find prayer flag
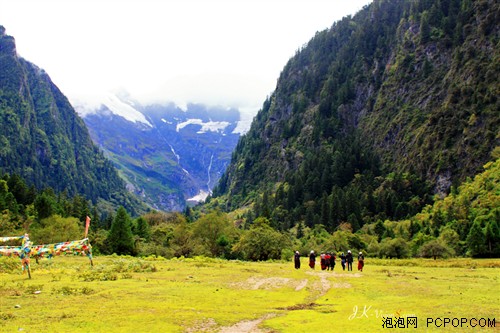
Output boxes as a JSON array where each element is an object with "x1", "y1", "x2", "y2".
[{"x1": 85, "y1": 216, "x2": 91, "y2": 238}]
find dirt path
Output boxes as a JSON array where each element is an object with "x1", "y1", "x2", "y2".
[
  {"x1": 212, "y1": 271, "x2": 361, "y2": 333},
  {"x1": 217, "y1": 314, "x2": 276, "y2": 333}
]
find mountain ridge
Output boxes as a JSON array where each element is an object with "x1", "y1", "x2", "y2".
[
  {"x1": 0, "y1": 26, "x2": 146, "y2": 215},
  {"x1": 211, "y1": 0, "x2": 499, "y2": 231}
]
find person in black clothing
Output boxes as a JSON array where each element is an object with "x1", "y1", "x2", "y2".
[
  {"x1": 340, "y1": 252, "x2": 346, "y2": 271},
  {"x1": 309, "y1": 250, "x2": 316, "y2": 269},
  {"x1": 346, "y1": 250, "x2": 353, "y2": 271},
  {"x1": 329, "y1": 252, "x2": 336, "y2": 271},
  {"x1": 294, "y1": 251, "x2": 301, "y2": 269}
]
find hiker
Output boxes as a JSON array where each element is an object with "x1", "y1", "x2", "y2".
[
  {"x1": 346, "y1": 250, "x2": 353, "y2": 271},
  {"x1": 329, "y1": 252, "x2": 336, "y2": 271},
  {"x1": 294, "y1": 251, "x2": 301, "y2": 269},
  {"x1": 320, "y1": 253, "x2": 327, "y2": 270},
  {"x1": 325, "y1": 252, "x2": 331, "y2": 270},
  {"x1": 340, "y1": 252, "x2": 346, "y2": 271},
  {"x1": 358, "y1": 252, "x2": 365, "y2": 272},
  {"x1": 309, "y1": 250, "x2": 316, "y2": 269}
]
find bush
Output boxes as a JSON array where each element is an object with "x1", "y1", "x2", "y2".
[
  {"x1": 378, "y1": 237, "x2": 410, "y2": 258},
  {"x1": 418, "y1": 239, "x2": 455, "y2": 259}
]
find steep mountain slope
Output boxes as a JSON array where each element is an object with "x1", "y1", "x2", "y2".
[
  {"x1": 212, "y1": 0, "x2": 499, "y2": 231},
  {"x1": 78, "y1": 98, "x2": 240, "y2": 211},
  {"x1": 0, "y1": 26, "x2": 146, "y2": 215}
]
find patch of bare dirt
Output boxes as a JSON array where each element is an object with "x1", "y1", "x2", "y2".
[
  {"x1": 218, "y1": 271, "x2": 360, "y2": 332},
  {"x1": 332, "y1": 282, "x2": 352, "y2": 288},
  {"x1": 295, "y1": 279, "x2": 308, "y2": 291},
  {"x1": 185, "y1": 318, "x2": 217, "y2": 332},
  {"x1": 305, "y1": 271, "x2": 331, "y2": 296},
  {"x1": 231, "y1": 277, "x2": 309, "y2": 291},
  {"x1": 249, "y1": 277, "x2": 290, "y2": 290},
  {"x1": 217, "y1": 314, "x2": 276, "y2": 333}
]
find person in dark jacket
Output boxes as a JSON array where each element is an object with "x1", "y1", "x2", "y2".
[
  {"x1": 294, "y1": 251, "x2": 301, "y2": 269},
  {"x1": 309, "y1": 250, "x2": 316, "y2": 269},
  {"x1": 340, "y1": 252, "x2": 346, "y2": 271},
  {"x1": 346, "y1": 250, "x2": 353, "y2": 271},
  {"x1": 329, "y1": 252, "x2": 336, "y2": 271}
]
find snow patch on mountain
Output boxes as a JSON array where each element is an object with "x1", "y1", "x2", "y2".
[
  {"x1": 233, "y1": 106, "x2": 255, "y2": 134},
  {"x1": 176, "y1": 119, "x2": 230, "y2": 133},
  {"x1": 187, "y1": 190, "x2": 210, "y2": 204},
  {"x1": 103, "y1": 94, "x2": 152, "y2": 127},
  {"x1": 75, "y1": 94, "x2": 152, "y2": 127}
]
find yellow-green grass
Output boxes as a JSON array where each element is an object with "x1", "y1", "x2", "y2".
[{"x1": 0, "y1": 256, "x2": 498, "y2": 332}]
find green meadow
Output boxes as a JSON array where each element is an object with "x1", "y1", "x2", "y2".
[{"x1": 0, "y1": 256, "x2": 498, "y2": 333}]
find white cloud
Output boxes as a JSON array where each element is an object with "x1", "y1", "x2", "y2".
[{"x1": 0, "y1": 0, "x2": 372, "y2": 116}]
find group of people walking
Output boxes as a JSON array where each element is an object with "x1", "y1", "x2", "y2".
[{"x1": 294, "y1": 250, "x2": 364, "y2": 272}]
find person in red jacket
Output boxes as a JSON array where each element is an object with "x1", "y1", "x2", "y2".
[
  {"x1": 320, "y1": 253, "x2": 327, "y2": 270},
  {"x1": 358, "y1": 251, "x2": 365, "y2": 272},
  {"x1": 325, "y1": 252, "x2": 331, "y2": 270}
]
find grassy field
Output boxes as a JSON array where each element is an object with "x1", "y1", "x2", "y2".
[{"x1": 0, "y1": 255, "x2": 498, "y2": 332}]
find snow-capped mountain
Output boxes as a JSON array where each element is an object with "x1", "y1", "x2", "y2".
[{"x1": 75, "y1": 95, "x2": 242, "y2": 211}]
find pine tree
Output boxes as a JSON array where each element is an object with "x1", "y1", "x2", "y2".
[
  {"x1": 107, "y1": 206, "x2": 135, "y2": 255},
  {"x1": 484, "y1": 218, "x2": 499, "y2": 256},
  {"x1": 134, "y1": 216, "x2": 151, "y2": 242},
  {"x1": 466, "y1": 221, "x2": 486, "y2": 257}
]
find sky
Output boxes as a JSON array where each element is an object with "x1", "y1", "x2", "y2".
[{"x1": 0, "y1": 0, "x2": 372, "y2": 117}]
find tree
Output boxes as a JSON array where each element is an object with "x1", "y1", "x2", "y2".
[
  {"x1": 419, "y1": 11, "x2": 431, "y2": 44},
  {"x1": 232, "y1": 217, "x2": 290, "y2": 261},
  {"x1": 133, "y1": 216, "x2": 151, "y2": 241},
  {"x1": 107, "y1": 206, "x2": 135, "y2": 255},
  {"x1": 484, "y1": 218, "x2": 500, "y2": 257},
  {"x1": 191, "y1": 210, "x2": 235, "y2": 257},
  {"x1": 466, "y1": 220, "x2": 486, "y2": 257},
  {"x1": 171, "y1": 216, "x2": 194, "y2": 257},
  {"x1": 30, "y1": 215, "x2": 82, "y2": 244},
  {"x1": 378, "y1": 237, "x2": 410, "y2": 258},
  {"x1": 418, "y1": 239, "x2": 454, "y2": 259},
  {"x1": 374, "y1": 220, "x2": 386, "y2": 241},
  {"x1": 34, "y1": 190, "x2": 57, "y2": 219}
]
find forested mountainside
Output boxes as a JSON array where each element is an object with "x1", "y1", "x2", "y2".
[
  {"x1": 0, "y1": 26, "x2": 145, "y2": 215},
  {"x1": 212, "y1": 0, "x2": 499, "y2": 232},
  {"x1": 80, "y1": 100, "x2": 240, "y2": 211}
]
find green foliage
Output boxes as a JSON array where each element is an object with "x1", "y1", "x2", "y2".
[
  {"x1": 233, "y1": 217, "x2": 291, "y2": 261},
  {"x1": 378, "y1": 237, "x2": 410, "y2": 259},
  {"x1": 34, "y1": 190, "x2": 57, "y2": 219},
  {"x1": 191, "y1": 210, "x2": 237, "y2": 258},
  {"x1": 418, "y1": 239, "x2": 455, "y2": 259},
  {"x1": 29, "y1": 215, "x2": 83, "y2": 244},
  {"x1": 133, "y1": 216, "x2": 151, "y2": 241},
  {"x1": 466, "y1": 220, "x2": 487, "y2": 257},
  {"x1": 107, "y1": 206, "x2": 135, "y2": 255}
]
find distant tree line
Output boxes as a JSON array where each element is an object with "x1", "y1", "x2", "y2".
[{"x1": 2, "y1": 158, "x2": 497, "y2": 260}]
